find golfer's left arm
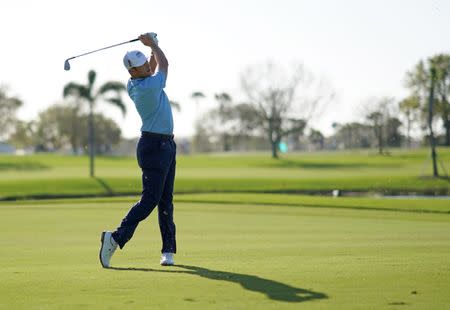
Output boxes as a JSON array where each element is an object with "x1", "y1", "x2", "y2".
[{"x1": 138, "y1": 33, "x2": 168, "y2": 76}]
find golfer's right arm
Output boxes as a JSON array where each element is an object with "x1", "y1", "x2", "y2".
[
  {"x1": 151, "y1": 45, "x2": 168, "y2": 75},
  {"x1": 139, "y1": 33, "x2": 168, "y2": 75}
]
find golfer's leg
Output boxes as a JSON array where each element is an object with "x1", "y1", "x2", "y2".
[
  {"x1": 112, "y1": 168, "x2": 165, "y2": 249},
  {"x1": 158, "y1": 156, "x2": 177, "y2": 254}
]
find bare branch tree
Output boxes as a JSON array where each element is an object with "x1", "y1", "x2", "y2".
[{"x1": 240, "y1": 61, "x2": 334, "y2": 158}]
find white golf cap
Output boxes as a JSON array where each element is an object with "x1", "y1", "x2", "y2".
[{"x1": 123, "y1": 50, "x2": 147, "y2": 70}]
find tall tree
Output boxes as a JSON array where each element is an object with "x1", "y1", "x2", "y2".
[
  {"x1": 385, "y1": 117, "x2": 403, "y2": 147},
  {"x1": 427, "y1": 67, "x2": 439, "y2": 177},
  {"x1": 78, "y1": 114, "x2": 122, "y2": 155},
  {"x1": 63, "y1": 70, "x2": 126, "y2": 177},
  {"x1": 433, "y1": 55, "x2": 450, "y2": 146},
  {"x1": 0, "y1": 86, "x2": 23, "y2": 141},
  {"x1": 398, "y1": 96, "x2": 420, "y2": 147},
  {"x1": 308, "y1": 129, "x2": 325, "y2": 150},
  {"x1": 34, "y1": 107, "x2": 68, "y2": 152},
  {"x1": 405, "y1": 55, "x2": 450, "y2": 176},
  {"x1": 406, "y1": 54, "x2": 450, "y2": 146},
  {"x1": 193, "y1": 93, "x2": 260, "y2": 152},
  {"x1": 32, "y1": 104, "x2": 122, "y2": 154},
  {"x1": 364, "y1": 97, "x2": 396, "y2": 154},
  {"x1": 366, "y1": 111, "x2": 384, "y2": 154},
  {"x1": 33, "y1": 103, "x2": 82, "y2": 153},
  {"x1": 34, "y1": 102, "x2": 82, "y2": 154},
  {"x1": 9, "y1": 120, "x2": 34, "y2": 149},
  {"x1": 333, "y1": 122, "x2": 372, "y2": 149},
  {"x1": 214, "y1": 92, "x2": 234, "y2": 151},
  {"x1": 241, "y1": 62, "x2": 333, "y2": 158}
]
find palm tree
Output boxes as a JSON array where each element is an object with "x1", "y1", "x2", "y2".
[
  {"x1": 367, "y1": 111, "x2": 384, "y2": 155},
  {"x1": 63, "y1": 70, "x2": 126, "y2": 177},
  {"x1": 191, "y1": 91, "x2": 206, "y2": 111}
]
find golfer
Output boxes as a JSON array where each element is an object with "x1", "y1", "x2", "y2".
[{"x1": 99, "y1": 32, "x2": 176, "y2": 267}]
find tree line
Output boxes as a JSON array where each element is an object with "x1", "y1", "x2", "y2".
[
  {"x1": 1, "y1": 70, "x2": 126, "y2": 177},
  {"x1": 1, "y1": 54, "x2": 449, "y2": 165},
  {"x1": 191, "y1": 54, "x2": 450, "y2": 159}
]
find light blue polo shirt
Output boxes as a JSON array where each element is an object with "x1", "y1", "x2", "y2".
[{"x1": 127, "y1": 71, "x2": 173, "y2": 135}]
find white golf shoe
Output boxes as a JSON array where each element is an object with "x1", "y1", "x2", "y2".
[
  {"x1": 160, "y1": 253, "x2": 174, "y2": 266},
  {"x1": 99, "y1": 231, "x2": 118, "y2": 268}
]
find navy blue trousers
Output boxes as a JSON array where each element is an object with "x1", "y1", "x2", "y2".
[{"x1": 112, "y1": 134, "x2": 177, "y2": 253}]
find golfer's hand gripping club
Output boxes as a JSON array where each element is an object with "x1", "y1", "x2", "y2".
[{"x1": 139, "y1": 32, "x2": 158, "y2": 48}]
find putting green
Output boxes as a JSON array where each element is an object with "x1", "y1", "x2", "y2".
[{"x1": 1, "y1": 195, "x2": 449, "y2": 309}]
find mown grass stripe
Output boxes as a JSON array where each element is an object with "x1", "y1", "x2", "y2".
[{"x1": 2, "y1": 193, "x2": 449, "y2": 214}]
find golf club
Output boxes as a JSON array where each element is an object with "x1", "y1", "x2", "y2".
[{"x1": 64, "y1": 37, "x2": 144, "y2": 71}]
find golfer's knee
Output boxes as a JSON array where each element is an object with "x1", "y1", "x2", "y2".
[{"x1": 140, "y1": 191, "x2": 161, "y2": 208}]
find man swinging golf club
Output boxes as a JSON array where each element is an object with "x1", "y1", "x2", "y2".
[{"x1": 99, "y1": 32, "x2": 177, "y2": 268}]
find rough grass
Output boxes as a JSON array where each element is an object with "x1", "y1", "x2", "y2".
[{"x1": 1, "y1": 196, "x2": 449, "y2": 309}]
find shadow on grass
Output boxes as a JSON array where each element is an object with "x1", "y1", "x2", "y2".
[
  {"x1": 94, "y1": 177, "x2": 114, "y2": 195},
  {"x1": 263, "y1": 159, "x2": 399, "y2": 169},
  {"x1": 109, "y1": 264, "x2": 327, "y2": 303},
  {"x1": 175, "y1": 198, "x2": 450, "y2": 214},
  {"x1": 437, "y1": 176, "x2": 450, "y2": 183}
]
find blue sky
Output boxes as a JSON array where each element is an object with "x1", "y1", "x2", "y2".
[{"x1": 1, "y1": 0, "x2": 449, "y2": 138}]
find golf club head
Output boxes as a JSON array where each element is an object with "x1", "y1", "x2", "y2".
[
  {"x1": 64, "y1": 36, "x2": 140, "y2": 71},
  {"x1": 64, "y1": 59, "x2": 71, "y2": 71}
]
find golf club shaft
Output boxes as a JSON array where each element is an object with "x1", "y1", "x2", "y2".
[{"x1": 68, "y1": 38, "x2": 139, "y2": 60}]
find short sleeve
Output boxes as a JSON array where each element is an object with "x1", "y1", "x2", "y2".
[
  {"x1": 154, "y1": 71, "x2": 167, "y2": 89},
  {"x1": 138, "y1": 71, "x2": 167, "y2": 90}
]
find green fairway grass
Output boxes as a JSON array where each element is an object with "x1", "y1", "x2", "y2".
[
  {"x1": 1, "y1": 195, "x2": 449, "y2": 309},
  {"x1": 0, "y1": 148, "x2": 449, "y2": 200},
  {"x1": 174, "y1": 192, "x2": 450, "y2": 214},
  {"x1": 2, "y1": 192, "x2": 449, "y2": 213}
]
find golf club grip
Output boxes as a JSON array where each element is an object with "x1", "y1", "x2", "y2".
[{"x1": 130, "y1": 33, "x2": 157, "y2": 42}]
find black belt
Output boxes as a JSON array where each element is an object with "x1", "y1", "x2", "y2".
[{"x1": 141, "y1": 131, "x2": 174, "y2": 140}]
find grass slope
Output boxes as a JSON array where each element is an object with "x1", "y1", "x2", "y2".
[{"x1": 1, "y1": 196, "x2": 450, "y2": 309}]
